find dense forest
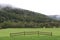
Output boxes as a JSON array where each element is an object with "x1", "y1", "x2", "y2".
[{"x1": 0, "y1": 6, "x2": 60, "y2": 28}]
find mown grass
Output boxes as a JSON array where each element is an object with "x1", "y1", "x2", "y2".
[
  {"x1": 0, "y1": 36, "x2": 60, "y2": 40},
  {"x1": 0, "y1": 28, "x2": 60, "y2": 40},
  {"x1": 13, "y1": 36, "x2": 60, "y2": 40}
]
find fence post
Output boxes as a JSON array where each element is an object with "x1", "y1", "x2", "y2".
[
  {"x1": 10, "y1": 33, "x2": 11, "y2": 40},
  {"x1": 37, "y1": 31, "x2": 39, "y2": 36},
  {"x1": 24, "y1": 31, "x2": 25, "y2": 36},
  {"x1": 51, "y1": 32, "x2": 52, "y2": 36},
  {"x1": 10, "y1": 33, "x2": 14, "y2": 40}
]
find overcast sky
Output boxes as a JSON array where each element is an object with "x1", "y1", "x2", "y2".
[{"x1": 0, "y1": 0, "x2": 60, "y2": 15}]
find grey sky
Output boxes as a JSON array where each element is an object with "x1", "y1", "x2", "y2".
[{"x1": 0, "y1": 0, "x2": 60, "y2": 15}]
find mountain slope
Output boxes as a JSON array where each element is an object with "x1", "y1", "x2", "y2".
[
  {"x1": 48, "y1": 15, "x2": 60, "y2": 20},
  {"x1": 0, "y1": 6, "x2": 55, "y2": 23},
  {"x1": 0, "y1": 6, "x2": 60, "y2": 28}
]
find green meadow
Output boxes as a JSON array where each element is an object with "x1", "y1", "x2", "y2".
[{"x1": 0, "y1": 28, "x2": 60, "y2": 40}]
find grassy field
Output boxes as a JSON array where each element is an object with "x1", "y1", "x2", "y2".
[{"x1": 0, "y1": 28, "x2": 60, "y2": 40}]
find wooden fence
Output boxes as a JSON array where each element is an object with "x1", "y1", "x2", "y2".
[{"x1": 10, "y1": 31, "x2": 52, "y2": 36}]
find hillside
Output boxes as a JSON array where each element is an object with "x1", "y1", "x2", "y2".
[
  {"x1": 0, "y1": 6, "x2": 60, "y2": 28},
  {"x1": 0, "y1": 6, "x2": 55, "y2": 22},
  {"x1": 48, "y1": 15, "x2": 60, "y2": 20}
]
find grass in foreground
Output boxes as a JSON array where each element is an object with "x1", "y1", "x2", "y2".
[
  {"x1": 0, "y1": 36, "x2": 60, "y2": 40},
  {"x1": 0, "y1": 28, "x2": 60, "y2": 40}
]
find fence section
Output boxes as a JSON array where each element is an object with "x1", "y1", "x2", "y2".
[{"x1": 10, "y1": 31, "x2": 52, "y2": 36}]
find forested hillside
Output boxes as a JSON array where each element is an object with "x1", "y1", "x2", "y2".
[{"x1": 0, "y1": 6, "x2": 60, "y2": 28}]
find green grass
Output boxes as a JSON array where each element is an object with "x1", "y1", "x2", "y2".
[
  {"x1": 12, "y1": 36, "x2": 60, "y2": 40},
  {"x1": 0, "y1": 28, "x2": 60, "y2": 40}
]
